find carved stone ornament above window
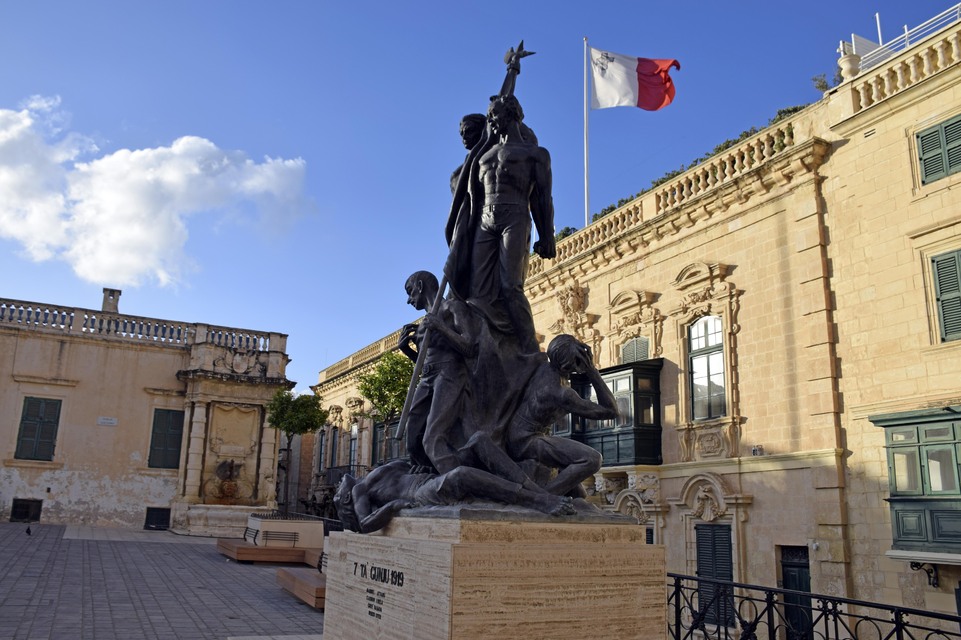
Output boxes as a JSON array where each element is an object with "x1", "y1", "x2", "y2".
[
  {"x1": 672, "y1": 472, "x2": 752, "y2": 523},
  {"x1": 608, "y1": 289, "x2": 663, "y2": 363},
  {"x1": 593, "y1": 474, "x2": 628, "y2": 505},
  {"x1": 612, "y1": 473, "x2": 665, "y2": 525},
  {"x1": 547, "y1": 281, "x2": 602, "y2": 364}
]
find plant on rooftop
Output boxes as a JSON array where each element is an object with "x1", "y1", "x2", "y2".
[{"x1": 590, "y1": 103, "x2": 811, "y2": 223}]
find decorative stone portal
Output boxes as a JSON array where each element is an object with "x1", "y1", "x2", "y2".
[
  {"x1": 323, "y1": 513, "x2": 666, "y2": 640},
  {"x1": 168, "y1": 325, "x2": 294, "y2": 537}
]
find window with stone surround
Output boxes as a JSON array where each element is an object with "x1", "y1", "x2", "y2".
[
  {"x1": 689, "y1": 316, "x2": 726, "y2": 420},
  {"x1": 317, "y1": 428, "x2": 326, "y2": 472},
  {"x1": 672, "y1": 263, "x2": 743, "y2": 461},
  {"x1": 917, "y1": 114, "x2": 961, "y2": 186},
  {"x1": 15, "y1": 397, "x2": 61, "y2": 461},
  {"x1": 871, "y1": 408, "x2": 961, "y2": 554},
  {"x1": 607, "y1": 289, "x2": 663, "y2": 366},
  {"x1": 148, "y1": 409, "x2": 184, "y2": 469},
  {"x1": 932, "y1": 249, "x2": 961, "y2": 342},
  {"x1": 329, "y1": 427, "x2": 339, "y2": 467},
  {"x1": 349, "y1": 423, "x2": 358, "y2": 467}
]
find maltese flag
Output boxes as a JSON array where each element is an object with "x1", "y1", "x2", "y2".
[{"x1": 589, "y1": 47, "x2": 680, "y2": 110}]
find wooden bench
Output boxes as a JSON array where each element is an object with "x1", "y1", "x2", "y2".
[
  {"x1": 216, "y1": 538, "x2": 307, "y2": 564},
  {"x1": 303, "y1": 548, "x2": 326, "y2": 571},
  {"x1": 276, "y1": 566, "x2": 326, "y2": 609},
  {"x1": 260, "y1": 530, "x2": 298, "y2": 546}
]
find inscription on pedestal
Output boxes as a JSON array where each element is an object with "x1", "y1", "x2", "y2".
[
  {"x1": 323, "y1": 520, "x2": 666, "y2": 640},
  {"x1": 354, "y1": 561, "x2": 405, "y2": 620}
]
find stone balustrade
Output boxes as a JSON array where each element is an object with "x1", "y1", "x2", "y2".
[
  {"x1": 528, "y1": 108, "x2": 810, "y2": 279},
  {"x1": 318, "y1": 328, "x2": 404, "y2": 383},
  {"x1": 651, "y1": 119, "x2": 799, "y2": 214},
  {"x1": 0, "y1": 298, "x2": 192, "y2": 345},
  {"x1": 195, "y1": 324, "x2": 278, "y2": 352},
  {"x1": 850, "y1": 21, "x2": 961, "y2": 113},
  {"x1": 0, "y1": 297, "x2": 285, "y2": 354}
]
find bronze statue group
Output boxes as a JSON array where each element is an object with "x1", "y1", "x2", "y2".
[{"x1": 335, "y1": 45, "x2": 619, "y2": 534}]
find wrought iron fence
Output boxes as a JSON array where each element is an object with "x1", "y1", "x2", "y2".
[
  {"x1": 319, "y1": 464, "x2": 369, "y2": 488},
  {"x1": 249, "y1": 510, "x2": 324, "y2": 521},
  {"x1": 668, "y1": 573, "x2": 961, "y2": 640}
]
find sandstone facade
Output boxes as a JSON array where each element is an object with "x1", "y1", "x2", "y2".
[
  {"x1": 0, "y1": 288, "x2": 292, "y2": 534},
  {"x1": 313, "y1": 20, "x2": 961, "y2": 614}
]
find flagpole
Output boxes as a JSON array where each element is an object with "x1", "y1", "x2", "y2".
[{"x1": 583, "y1": 37, "x2": 590, "y2": 228}]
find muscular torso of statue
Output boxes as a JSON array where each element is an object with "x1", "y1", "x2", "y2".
[{"x1": 478, "y1": 142, "x2": 538, "y2": 205}]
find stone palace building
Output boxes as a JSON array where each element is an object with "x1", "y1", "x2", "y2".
[
  {"x1": 0, "y1": 288, "x2": 292, "y2": 537},
  {"x1": 311, "y1": 10, "x2": 961, "y2": 616}
]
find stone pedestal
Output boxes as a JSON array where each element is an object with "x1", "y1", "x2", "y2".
[{"x1": 323, "y1": 509, "x2": 666, "y2": 640}]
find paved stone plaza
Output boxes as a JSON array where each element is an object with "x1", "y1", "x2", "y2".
[{"x1": 0, "y1": 522, "x2": 324, "y2": 640}]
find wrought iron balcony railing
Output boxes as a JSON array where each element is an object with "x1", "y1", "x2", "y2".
[
  {"x1": 668, "y1": 573, "x2": 961, "y2": 640},
  {"x1": 317, "y1": 464, "x2": 369, "y2": 488}
]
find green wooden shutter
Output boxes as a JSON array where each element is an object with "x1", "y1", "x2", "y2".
[
  {"x1": 944, "y1": 116, "x2": 961, "y2": 177},
  {"x1": 16, "y1": 397, "x2": 61, "y2": 461},
  {"x1": 695, "y1": 524, "x2": 734, "y2": 626},
  {"x1": 148, "y1": 409, "x2": 185, "y2": 468},
  {"x1": 933, "y1": 251, "x2": 961, "y2": 342},
  {"x1": 621, "y1": 337, "x2": 650, "y2": 364},
  {"x1": 918, "y1": 124, "x2": 946, "y2": 185},
  {"x1": 35, "y1": 399, "x2": 60, "y2": 460},
  {"x1": 918, "y1": 115, "x2": 961, "y2": 185}
]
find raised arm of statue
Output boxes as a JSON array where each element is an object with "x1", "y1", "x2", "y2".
[{"x1": 499, "y1": 41, "x2": 535, "y2": 98}]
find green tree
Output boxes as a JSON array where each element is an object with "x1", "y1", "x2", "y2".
[
  {"x1": 357, "y1": 350, "x2": 414, "y2": 427},
  {"x1": 266, "y1": 389, "x2": 328, "y2": 514}
]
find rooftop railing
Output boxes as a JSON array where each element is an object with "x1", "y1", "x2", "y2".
[
  {"x1": 0, "y1": 297, "x2": 282, "y2": 352},
  {"x1": 201, "y1": 324, "x2": 273, "y2": 351},
  {"x1": 859, "y1": 3, "x2": 961, "y2": 71},
  {"x1": 850, "y1": 19, "x2": 961, "y2": 114},
  {"x1": 318, "y1": 329, "x2": 405, "y2": 383},
  {"x1": 0, "y1": 298, "x2": 192, "y2": 345}
]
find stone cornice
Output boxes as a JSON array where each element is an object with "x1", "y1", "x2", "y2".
[
  {"x1": 144, "y1": 387, "x2": 186, "y2": 397},
  {"x1": 12, "y1": 374, "x2": 80, "y2": 387},
  {"x1": 312, "y1": 359, "x2": 380, "y2": 397},
  {"x1": 176, "y1": 369, "x2": 294, "y2": 389}
]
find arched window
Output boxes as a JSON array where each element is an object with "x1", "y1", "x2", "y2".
[{"x1": 690, "y1": 315, "x2": 726, "y2": 420}]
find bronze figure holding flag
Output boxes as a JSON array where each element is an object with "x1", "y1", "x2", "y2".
[
  {"x1": 340, "y1": 43, "x2": 620, "y2": 535},
  {"x1": 444, "y1": 40, "x2": 555, "y2": 354}
]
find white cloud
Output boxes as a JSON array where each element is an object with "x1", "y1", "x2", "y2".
[{"x1": 0, "y1": 96, "x2": 309, "y2": 287}]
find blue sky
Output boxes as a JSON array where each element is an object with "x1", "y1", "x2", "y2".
[{"x1": 0, "y1": 1, "x2": 949, "y2": 392}]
